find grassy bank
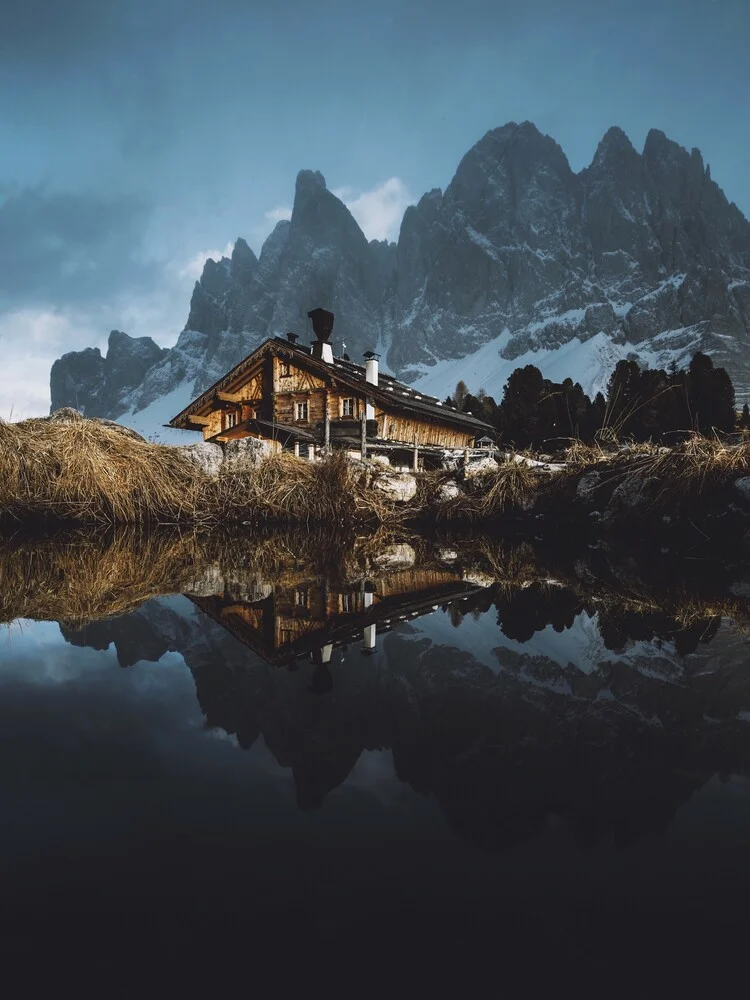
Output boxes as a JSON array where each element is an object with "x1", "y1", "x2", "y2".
[
  {"x1": 1, "y1": 414, "x2": 749, "y2": 541},
  {"x1": 0, "y1": 414, "x2": 400, "y2": 528}
]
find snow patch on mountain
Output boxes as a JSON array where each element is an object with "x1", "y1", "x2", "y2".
[
  {"x1": 410, "y1": 330, "x2": 638, "y2": 400},
  {"x1": 118, "y1": 382, "x2": 195, "y2": 444}
]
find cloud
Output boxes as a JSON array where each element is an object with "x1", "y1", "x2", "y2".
[
  {"x1": 264, "y1": 205, "x2": 292, "y2": 225},
  {"x1": 0, "y1": 187, "x2": 154, "y2": 310},
  {"x1": 0, "y1": 309, "x2": 106, "y2": 419},
  {"x1": 0, "y1": 276, "x2": 191, "y2": 419},
  {"x1": 177, "y1": 241, "x2": 235, "y2": 280},
  {"x1": 333, "y1": 177, "x2": 414, "y2": 242}
]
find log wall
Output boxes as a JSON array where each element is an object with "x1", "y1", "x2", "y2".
[{"x1": 380, "y1": 413, "x2": 473, "y2": 449}]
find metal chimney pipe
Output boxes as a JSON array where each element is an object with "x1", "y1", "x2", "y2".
[{"x1": 363, "y1": 350, "x2": 380, "y2": 387}]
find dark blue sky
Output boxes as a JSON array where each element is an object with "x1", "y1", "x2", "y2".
[{"x1": 1, "y1": 0, "x2": 748, "y2": 415}]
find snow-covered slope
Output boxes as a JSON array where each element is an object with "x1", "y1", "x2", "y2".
[
  {"x1": 117, "y1": 382, "x2": 196, "y2": 444},
  {"x1": 50, "y1": 122, "x2": 750, "y2": 432}
]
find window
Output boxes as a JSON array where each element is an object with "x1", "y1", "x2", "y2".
[
  {"x1": 280, "y1": 362, "x2": 291, "y2": 377},
  {"x1": 342, "y1": 398, "x2": 355, "y2": 417},
  {"x1": 295, "y1": 588, "x2": 309, "y2": 608},
  {"x1": 225, "y1": 410, "x2": 238, "y2": 430},
  {"x1": 295, "y1": 401, "x2": 309, "y2": 422}
]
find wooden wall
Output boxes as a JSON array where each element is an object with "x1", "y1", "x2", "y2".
[
  {"x1": 380, "y1": 413, "x2": 474, "y2": 449},
  {"x1": 202, "y1": 409, "x2": 224, "y2": 440}
]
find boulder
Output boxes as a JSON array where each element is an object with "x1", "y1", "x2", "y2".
[
  {"x1": 604, "y1": 474, "x2": 660, "y2": 517},
  {"x1": 734, "y1": 477, "x2": 750, "y2": 505},
  {"x1": 461, "y1": 456, "x2": 499, "y2": 480},
  {"x1": 372, "y1": 471, "x2": 418, "y2": 502},
  {"x1": 222, "y1": 437, "x2": 274, "y2": 473},
  {"x1": 438, "y1": 481, "x2": 463, "y2": 502},
  {"x1": 437, "y1": 548, "x2": 459, "y2": 562},
  {"x1": 175, "y1": 441, "x2": 224, "y2": 478},
  {"x1": 462, "y1": 569, "x2": 496, "y2": 588},
  {"x1": 576, "y1": 471, "x2": 602, "y2": 502}
]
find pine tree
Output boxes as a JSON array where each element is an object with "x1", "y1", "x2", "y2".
[
  {"x1": 739, "y1": 403, "x2": 750, "y2": 430},
  {"x1": 453, "y1": 380, "x2": 469, "y2": 411}
]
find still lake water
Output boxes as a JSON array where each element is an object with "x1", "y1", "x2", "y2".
[{"x1": 2, "y1": 532, "x2": 750, "y2": 990}]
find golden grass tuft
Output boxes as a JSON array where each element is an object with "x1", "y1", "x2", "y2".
[
  {"x1": 0, "y1": 413, "x2": 209, "y2": 525},
  {"x1": 215, "y1": 449, "x2": 408, "y2": 527}
]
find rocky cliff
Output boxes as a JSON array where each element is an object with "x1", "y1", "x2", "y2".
[
  {"x1": 50, "y1": 330, "x2": 168, "y2": 419},
  {"x1": 50, "y1": 122, "x2": 750, "y2": 431}
]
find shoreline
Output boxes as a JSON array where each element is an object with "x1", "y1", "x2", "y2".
[{"x1": 1, "y1": 413, "x2": 749, "y2": 551}]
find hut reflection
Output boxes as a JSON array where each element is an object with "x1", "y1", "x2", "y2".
[{"x1": 187, "y1": 567, "x2": 484, "y2": 672}]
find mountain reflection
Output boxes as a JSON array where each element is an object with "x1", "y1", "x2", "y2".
[{"x1": 47, "y1": 527, "x2": 750, "y2": 854}]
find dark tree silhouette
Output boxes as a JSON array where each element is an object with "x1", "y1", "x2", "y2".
[{"x1": 686, "y1": 352, "x2": 736, "y2": 435}]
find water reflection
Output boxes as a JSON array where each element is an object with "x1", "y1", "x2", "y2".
[{"x1": 11, "y1": 528, "x2": 738, "y2": 852}]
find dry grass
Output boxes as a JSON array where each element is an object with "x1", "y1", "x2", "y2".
[
  {"x1": 0, "y1": 416, "x2": 407, "y2": 528},
  {"x1": 420, "y1": 459, "x2": 540, "y2": 524},
  {"x1": 214, "y1": 449, "x2": 407, "y2": 528},
  {"x1": 0, "y1": 412, "x2": 209, "y2": 526}
]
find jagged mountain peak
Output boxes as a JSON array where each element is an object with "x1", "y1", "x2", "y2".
[
  {"x1": 49, "y1": 121, "x2": 750, "y2": 431},
  {"x1": 289, "y1": 165, "x2": 369, "y2": 255},
  {"x1": 295, "y1": 168, "x2": 327, "y2": 196},
  {"x1": 230, "y1": 236, "x2": 258, "y2": 284},
  {"x1": 466, "y1": 119, "x2": 569, "y2": 163},
  {"x1": 591, "y1": 126, "x2": 639, "y2": 166},
  {"x1": 641, "y1": 127, "x2": 706, "y2": 177},
  {"x1": 232, "y1": 236, "x2": 256, "y2": 261}
]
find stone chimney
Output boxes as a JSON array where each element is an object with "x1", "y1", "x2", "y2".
[
  {"x1": 308, "y1": 307, "x2": 334, "y2": 364},
  {"x1": 286, "y1": 331, "x2": 299, "y2": 345}
]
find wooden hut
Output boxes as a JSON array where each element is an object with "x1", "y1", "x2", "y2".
[{"x1": 167, "y1": 307, "x2": 493, "y2": 466}]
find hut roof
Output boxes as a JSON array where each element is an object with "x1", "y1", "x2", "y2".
[{"x1": 168, "y1": 336, "x2": 493, "y2": 434}]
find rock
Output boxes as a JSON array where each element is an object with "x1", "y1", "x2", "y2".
[
  {"x1": 222, "y1": 437, "x2": 273, "y2": 473},
  {"x1": 369, "y1": 454, "x2": 391, "y2": 467},
  {"x1": 175, "y1": 441, "x2": 224, "y2": 477},
  {"x1": 734, "y1": 477, "x2": 750, "y2": 505},
  {"x1": 576, "y1": 471, "x2": 602, "y2": 501},
  {"x1": 47, "y1": 407, "x2": 86, "y2": 422},
  {"x1": 372, "y1": 471, "x2": 418, "y2": 502},
  {"x1": 371, "y1": 543, "x2": 416, "y2": 569},
  {"x1": 605, "y1": 474, "x2": 660, "y2": 515},
  {"x1": 438, "y1": 481, "x2": 463, "y2": 501},
  {"x1": 50, "y1": 331, "x2": 167, "y2": 419},
  {"x1": 461, "y1": 456, "x2": 499, "y2": 480}
]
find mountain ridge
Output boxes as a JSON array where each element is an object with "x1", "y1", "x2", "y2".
[{"x1": 50, "y1": 121, "x2": 750, "y2": 436}]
